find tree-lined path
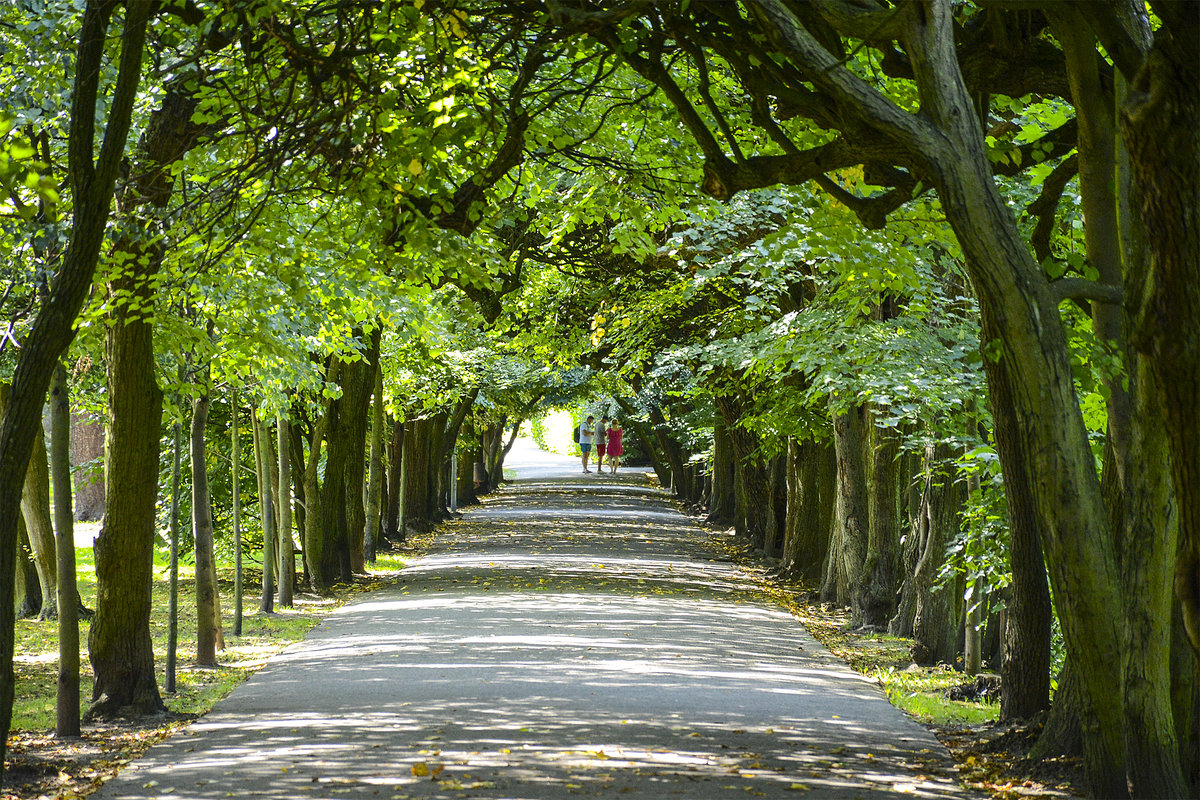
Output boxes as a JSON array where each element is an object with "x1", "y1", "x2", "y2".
[{"x1": 90, "y1": 441, "x2": 973, "y2": 800}]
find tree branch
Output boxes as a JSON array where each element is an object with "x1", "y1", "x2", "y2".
[{"x1": 1050, "y1": 277, "x2": 1124, "y2": 305}]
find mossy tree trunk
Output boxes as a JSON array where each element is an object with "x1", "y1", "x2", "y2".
[
  {"x1": 191, "y1": 384, "x2": 220, "y2": 667},
  {"x1": 783, "y1": 436, "x2": 835, "y2": 581}
]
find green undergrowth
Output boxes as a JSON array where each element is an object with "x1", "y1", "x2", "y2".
[{"x1": 11, "y1": 542, "x2": 409, "y2": 733}]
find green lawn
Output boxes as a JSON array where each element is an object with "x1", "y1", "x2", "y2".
[{"x1": 12, "y1": 543, "x2": 406, "y2": 732}]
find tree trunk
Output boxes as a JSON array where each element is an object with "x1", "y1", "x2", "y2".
[
  {"x1": 302, "y1": 360, "x2": 338, "y2": 593},
  {"x1": 0, "y1": 385, "x2": 58, "y2": 620},
  {"x1": 276, "y1": 413, "x2": 294, "y2": 607},
  {"x1": 20, "y1": 426, "x2": 58, "y2": 620},
  {"x1": 830, "y1": 404, "x2": 869, "y2": 626},
  {"x1": 1120, "y1": 3, "x2": 1200, "y2": 663},
  {"x1": 911, "y1": 450, "x2": 964, "y2": 667},
  {"x1": 964, "y1": 576, "x2": 984, "y2": 676},
  {"x1": 1056, "y1": 15, "x2": 1190, "y2": 792},
  {"x1": 165, "y1": 417, "x2": 182, "y2": 695},
  {"x1": 456, "y1": 447, "x2": 479, "y2": 506},
  {"x1": 385, "y1": 418, "x2": 405, "y2": 541},
  {"x1": 88, "y1": 286, "x2": 164, "y2": 717},
  {"x1": 862, "y1": 412, "x2": 901, "y2": 627},
  {"x1": 191, "y1": 387, "x2": 219, "y2": 667},
  {"x1": 50, "y1": 364, "x2": 80, "y2": 736},
  {"x1": 364, "y1": 361, "x2": 385, "y2": 563},
  {"x1": 402, "y1": 418, "x2": 435, "y2": 532},
  {"x1": 231, "y1": 393, "x2": 243, "y2": 636},
  {"x1": 708, "y1": 414, "x2": 736, "y2": 524},
  {"x1": 335, "y1": 335, "x2": 377, "y2": 575},
  {"x1": 890, "y1": 440, "x2": 930, "y2": 639},
  {"x1": 762, "y1": 453, "x2": 787, "y2": 557},
  {"x1": 714, "y1": 393, "x2": 770, "y2": 548},
  {"x1": 783, "y1": 436, "x2": 835, "y2": 581},
  {"x1": 649, "y1": 406, "x2": 695, "y2": 503},
  {"x1": 253, "y1": 413, "x2": 276, "y2": 612},
  {"x1": 70, "y1": 412, "x2": 104, "y2": 522},
  {"x1": 15, "y1": 522, "x2": 39, "y2": 619},
  {"x1": 90, "y1": 46, "x2": 206, "y2": 720}
]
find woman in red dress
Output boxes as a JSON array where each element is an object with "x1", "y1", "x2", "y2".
[{"x1": 606, "y1": 420, "x2": 624, "y2": 474}]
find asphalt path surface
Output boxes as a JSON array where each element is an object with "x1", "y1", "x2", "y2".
[{"x1": 90, "y1": 439, "x2": 977, "y2": 799}]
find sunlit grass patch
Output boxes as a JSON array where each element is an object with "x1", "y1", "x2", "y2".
[
  {"x1": 369, "y1": 551, "x2": 408, "y2": 574},
  {"x1": 873, "y1": 665, "x2": 999, "y2": 725},
  {"x1": 10, "y1": 544, "x2": 362, "y2": 733}
]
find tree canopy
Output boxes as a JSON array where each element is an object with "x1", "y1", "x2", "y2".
[{"x1": 0, "y1": 1, "x2": 1197, "y2": 796}]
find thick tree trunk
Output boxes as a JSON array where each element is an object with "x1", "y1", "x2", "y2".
[
  {"x1": 302, "y1": 361, "x2": 338, "y2": 593},
  {"x1": 455, "y1": 420, "x2": 480, "y2": 508},
  {"x1": 714, "y1": 393, "x2": 769, "y2": 548},
  {"x1": 90, "y1": 55, "x2": 204, "y2": 721},
  {"x1": 191, "y1": 389, "x2": 219, "y2": 667},
  {"x1": 894, "y1": 11, "x2": 1127, "y2": 788},
  {"x1": 1120, "y1": 4, "x2": 1200, "y2": 663},
  {"x1": 88, "y1": 289, "x2": 164, "y2": 718},
  {"x1": 456, "y1": 444, "x2": 480, "y2": 507},
  {"x1": 830, "y1": 405, "x2": 870, "y2": 626},
  {"x1": 890, "y1": 443, "x2": 930, "y2": 639},
  {"x1": 401, "y1": 418, "x2": 435, "y2": 531},
  {"x1": 906, "y1": 446, "x2": 963, "y2": 666},
  {"x1": 50, "y1": 364, "x2": 80, "y2": 736},
  {"x1": 386, "y1": 419, "x2": 405, "y2": 537},
  {"x1": 649, "y1": 406, "x2": 695, "y2": 504},
  {"x1": 385, "y1": 419, "x2": 405, "y2": 540},
  {"x1": 783, "y1": 437, "x2": 835, "y2": 581},
  {"x1": 15, "y1": 522, "x2": 39, "y2": 618},
  {"x1": 1055, "y1": 15, "x2": 1190, "y2": 792},
  {"x1": 862, "y1": 413, "x2": 901, "y2": 627},
  {"x1": 762, "y1": 454, "x2": 787, "y2": 558},
  {"x1": 426, "y1": 411, "x2": 448, "y2": 519}
]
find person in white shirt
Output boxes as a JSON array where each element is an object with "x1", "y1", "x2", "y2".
[{"x1": 579, "y1": 416, "x2": 595, "y2": 473}]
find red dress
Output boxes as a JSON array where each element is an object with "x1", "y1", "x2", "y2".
[{"x1": 606, "y1": 427, "x2": 623, "y2": 457}]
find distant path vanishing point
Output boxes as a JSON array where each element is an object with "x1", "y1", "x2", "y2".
[{"x1": 89, "y1": 439, "x2": 978, "y2": 799}]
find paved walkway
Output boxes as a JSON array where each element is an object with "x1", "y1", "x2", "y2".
[{"x1": 91, "y1": 440, "x2": 975, "y2": 799}]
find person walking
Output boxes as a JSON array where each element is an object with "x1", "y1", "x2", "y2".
[
  {"x1": 579, "y1": 415, "x2": 595, "y2": 473},
  {"x1": 595, "y1": 416, "x2": 609, "y2": 473},
  {"x1": 606, "y1": 419, "x2": 623, "y2": 474}
]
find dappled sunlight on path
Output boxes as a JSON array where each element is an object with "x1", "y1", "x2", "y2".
[{"x1": 88, "y1": 440, "x2": 977, "y2": 799}]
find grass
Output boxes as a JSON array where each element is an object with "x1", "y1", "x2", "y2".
[
  {"x1": 11, "y1": 539, "x2": 407, "y2": 732},
  {"x1": 872, "y1": 664, "x2": 999, "y2": 725}
]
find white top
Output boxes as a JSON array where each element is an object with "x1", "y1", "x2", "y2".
[{"x1": 580, "y1": 423, "x2": 594, "y2": 443}]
